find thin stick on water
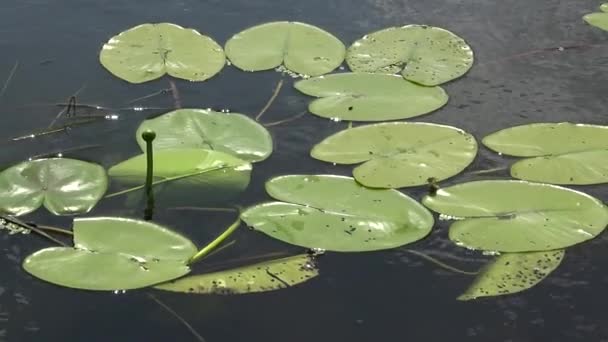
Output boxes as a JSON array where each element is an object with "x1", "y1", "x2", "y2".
[
  {"x1": 166, "y1": 206, "x2": 239, "y2": 213},
  {"x1": 126, "y1": 88, "x2": 171, "y2": 104},
  {"x1": 147, "y1": 294, "x2": 206, "y2": 342},
  {"x1": 1, "y1": 215, "x2": 68, "y2": 247},
  {"x1": 189, "y1": 218, "x2": 241, "y2": 265},
  {"x1": 256, "y1": 78, "x2": 284, "y2": 122},
  {"x1": 467, "y1": 167, "x2": 508, "y2": 175},
  {"x1": 28, "y1": 144, "x2": 103, "y2": 160},
  {"x1": 403, "y1": 249, "x2": 478, "y2": 275},
  {"x1": 48, "y1": 83, "x2": 87, "y2": 128},
  {"x1": 263, "y1": 110, "x2": 307, "y2": 127},
  {"x1": 0, "y1": 60, "x2": 19, "y2": 102},
  {"x1": 33, "y1": 224, "x2": 73, "y2": 236},
  {"x1": 200, "y1": 251, "x2": 292, "y2": 274},
  {"x1": 200, "y1": 239, "x2": 236, "y2": 260},
  {"x1": 168, "y1": 80, "x2": 182, "y2": 109}
]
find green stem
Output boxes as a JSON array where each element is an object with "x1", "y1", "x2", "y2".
[{"x1": 188, "y1": 217, "x2": 241, "y2": 265}]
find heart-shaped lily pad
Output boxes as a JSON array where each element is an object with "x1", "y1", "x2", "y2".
[
  {"x1": 23, "y1": 217, "x2": 197, "y2": 290},
  {"x1": 311, "y1": 122, "x2": 477, "y2": 188},
  {"x1": 0, "y1": 158, "x2": 107, "y2": 216},
  {"x1": 346, "y1": 25, "x2": 474, "y2": 86},
  {"x1": 241, "y1": 175, "x2": 434, "y2": 252},
  {"x1": 100, "y1": 23, "x2": 225, "y2": 83},
  {"x1": 422, "y1": 180, "x2": 608, "y2": 252},
  {"x1": 225, "y1": 21, "x2": 345, "y2": 76},
  {"x1": 458, "y1": 250, "x2": 564, "y2": 301},
  {"x1": 583, "y1": 3, "x2": 608, "y2": 31},
  {"x1": 108, "y1": 149, "x2": 251, "y2": 205},
  {"x1": 294, "y1": 73, "x2": 448, "y2": 121},
  {"x1": 136, "y1": 109, "x2": 272, "y2": 162},
  {"x1": 156, "y1": 254, "x2": 318, "y2": 294},
  {"x1": 483, "y1": 123, "x2": 608, "y2": 185}
]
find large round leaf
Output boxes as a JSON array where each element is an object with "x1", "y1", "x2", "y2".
[
  {"x1": 100, "y1": 23, "x2": 225, "y2": 83},
  {"x1": 583, "y1": 4, "x2": 608, "y2": 31},
  {"x1": 422, "y1": 180, "x2": 608, "y2": 252},
  {"x1": 346, "y1": 25, "x2": 474, "y2": 86},
  {"x1": 241, "y1": 175, "x2": 434, "y2": 252},
  {"x1": 483, "y1": 123, "x2": 608, "y2": 185},
  {"x1": 156, "y1": 254, "x2": 318, "y2": 294},
  {"x1": 23, "y1": 217, "x2": 197, "y2": 290},
  {"x1": 108, "y1": 149, "x2": 251, "y2": 205},
  {"x1": 225, "y1": 21, "x2": 345, "y2": 76},
  {"x1": 0, "y1": 158, "x2": 107, "y2": 216},
  {"x1": 136, "y1": 109, "x2": 272, "y2": 162},
  {"x1": 458, "y1": 250, "x2": 564, "y2": 301},
  {"x1": 294, "y1": 73, "x2": 448, "y2": 121},
  {"x1": 311, "y1": 122, "x2": 477, "y2": 188}
]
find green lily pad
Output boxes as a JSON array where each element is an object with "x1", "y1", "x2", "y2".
[
  {"x1": 136, "y1": 109, "x2": 272, "y2": 162},
  {"x1": 311, "y1": 122, "x2": 477, "y2": 188},
  {"x1": 422, "y1": 180, "x2": 608, "y2": 252},
  {"x1": 108, "y1": 149, "x2": 251, "y2": 205},
  {"x1": 583, "y1": 4, "x2": 608, "y2": 31},
  {"x1": 346, "y1": 25, "x2": 474, "y2": 86},
  {"x1": 0, "y1": 158, "x2": 107, "y2": 216},
  {"x1": 458, "y1": 250, "x2": 564, "y2": 301},
  {"x1": 155, "y1": 254, "x2": 318, "y2": 294},
  {"x1": 23, "y1": 217, "x2": 197, "y2": 290},
  {"x1": 100, "y1": 23, "x2": 225, "y2": 83},
  {"x1": 225, "y1": 21, "x2": 345, "y2": 76},
  {"x1": 294, "y1": 73, "x2": 448, "y2": 121},
  {"x1": 483, "y1": 123, "x2": 608, "y2": 185},
  {"x1": 241, "y1": 175, "x2": 434, "y2": 252}
]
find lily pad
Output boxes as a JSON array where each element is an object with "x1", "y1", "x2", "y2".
[
  {"x1": 156, "y1": 254, "x2": 318, "y2": 294},
  {"x1": 294, "y1": 73, "x2": 448, "y2": 121},
  {"x1": 241, "y1": 175, "x2": 434, "y2": 252},
  {"x1": 311, "y1": 122, "x2": 477, "y2": 188},
  {"x1": 23, "y1": 217, "x2": 197, "y2": 290},
  {"x1": 483, "y1": 123, "x2": 608, "y2": 185},
  {"x1": 583, "y1": 4, "x2": 608, "y2": 31},
  {"x1": 136, "y1": 109, "x2": 272, "y2": 162},
  {"x1": 422, "y1": 180, "x2": 608, "y2": 252},
  {"x1": 346, "y1": 25, "x2": 474, "y2": 86},
  {"x1": 100, "y1": 23, "x2": 225, "y2": 83},
  {"x1": 0, "y1": 158, "x2": 107, "y2": 216},
  {"x1": 225, "y1": 21, "x2": 345, "y2": 76},
  {"x1": 458, "y1": 250, "x2": 564, "y2": 301},
  {"x1": 108, "y1": 149, "x2": 251, "y2": 205}
]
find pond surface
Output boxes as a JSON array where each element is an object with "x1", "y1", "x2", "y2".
[{"x1": 0, "y1": 0, "x2": 607, "y2": 341}]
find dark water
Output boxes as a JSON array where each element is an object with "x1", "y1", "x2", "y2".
[{"x1": 0, "y1": 0, "x2": 607, "y2": 341}]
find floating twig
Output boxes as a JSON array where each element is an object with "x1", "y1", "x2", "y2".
[
  {"x1": 403, "y1": 249, "x2": 478, "y2": 275},
  {"x1": 168, "y1": 80, "x2": 182, "y2": 109},
  {"x1": 147, "y1": 294, "x2": 207, "y2": 342},
  {"x1": 200, "y1": 251, "x2": 292, "y2": 274},
  {"x1": 33, "y1": 224, "x2": 73, "y2": 236},
  {"x1": 0, "y1": 61, "x2": 19, "y2": 102},
  {"x1": 256, "y1": 78, "x2": 284, "y2": 121},
  {"x1": 0, "y1": 215, "x2": 68, "y2": 247},
  {"x1": 166, "y1": 206, "x2": 239, "y2": 213},
  {"x1": 263, "y1": 110, "x2": 307, "y2": 127},
  {"x1": 126, "y1": 88, "x2": 171, "y2": 105},
  {"x1": 48, "y1": 83, "x2": 87, "y2": 128}
]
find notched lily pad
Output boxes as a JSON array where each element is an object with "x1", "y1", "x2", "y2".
[
  {"x1": 311, "y1": 122, "x2": 477, "y2": 188},
  {"x1": 23, "y1": 217, "x2": 197, "y2": 290},
  {"x1": 346, "y1": 25, "x2": 474, "y2": 86},
  {"x1": 583, "y1": 3, "x2": 608, "y2": 31},
  {"x1": 483, "y1": 123, "x2": 608, "y2": 185},
  {"x1": 100, "y1": 23, "x2": 225, "y2": 83},
  {"x1": 294, "y1": 73, "x2": 448, "y2": 121},
  {"x1": 422, "y1": 180, "x2": 608, "y2": 252},
  {"x1": 241, "y1": 175, "x2": 434, "y2": 252},
  {"x1": 459, "y1": 250, "x2": 564, "y2": 301},
  {"x1": 0, "y1": 158, "x2": 108, "y2": 216},
  {"x1": 225, "y1": 21, "x2": 345, "y2": 76},
  {"x1": 136, "y1": 109, "x2": 273, "y2": 162},
  {"x1": 155, "y1": 254, "x2": 318, "y2": 294}
]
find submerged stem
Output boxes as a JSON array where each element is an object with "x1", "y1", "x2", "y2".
[
  {"x1": 188, "y1": 217, "x2": 241, "y2": 265},
  {"x1": 403, "y1": 249, "x2": 478, "y2": 276},
  {"x1": 168, "y1": 80, "x2": 182, "y2": 109},
  {"x1": 263, "y1": 110, "x2": 307, "y2": 127},
  {"x1": 147, "y1": 294, "x2": 206, "y2": 342},
  {"x1": 0, "y1": 60, "x2": 19, "y2": 102},
  {"x1": 256, "y1": 78, "x2": 284, "y2": 121},
  {"x1": 142, "y1": 130, "x2": 156, "y2": 221}
]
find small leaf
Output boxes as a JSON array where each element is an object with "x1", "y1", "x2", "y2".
[
  {"x1": 23, "y1": 217, "x2": 197, "y2": 291},
  {"x1": 100, "y1": 23, "x2": 225, "y2": 83},
  {"x1": 0, "y1": 158, "x2": 107, "y2": 216},
  {"x1": 458, "y1": 250, "x2": 564, "y2": 301},
  {"x1": 294, "y1": 73, "x2": 448, "y2": 121},
  {"x1": 155, "y1": 254, "x2": 318, "y2": 294},
  {"x1": 311, "y1": 122, "x2": 477, "y2": 188},
  {"x1": 225, "y1": 21, "x2": 345, "y2": 76},
  {"x1": 136, "y1": 109, "x2": 272, "y2": 162},
  {"x1": 583, "y1": 4, "x2": 608, "y2": 31},
  {"x1": 483, "y1": 123, "x2": 608, "y2": 185},
  {"x1": 241, "y1": 175, "x2": 434, "y2": 252},
  {"x1": 346, "y1": 25, "x2": 474, "y2": 86},
  {"x1": 422, "y1": 180, "x2": 608, "y2": 252}
]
